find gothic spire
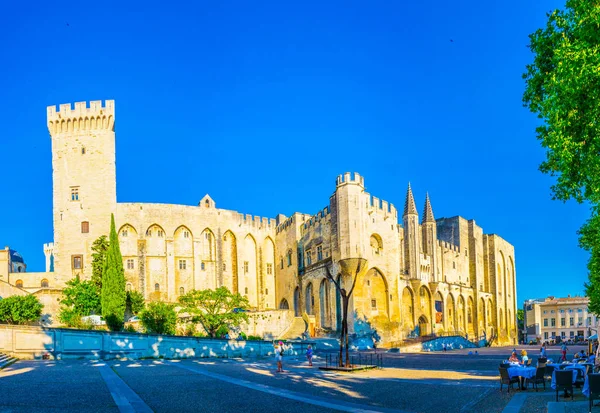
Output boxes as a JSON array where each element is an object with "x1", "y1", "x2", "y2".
[
  {"x1": 422, "y1": 193, "x2": 435, "y2": 223},
  {"x1": 403, "y1": 183, "x2": 418, "y2": 216}
]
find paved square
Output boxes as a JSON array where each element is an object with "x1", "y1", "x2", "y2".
[{"x1": 0, "y1": 346, "x2": 592, "y2": 412}]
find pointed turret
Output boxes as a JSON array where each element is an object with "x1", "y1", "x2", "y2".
[
  {"x1": 403, "y1": 183, "x2": 418, "y2": 216},
  {"x1": 422, "y1": 193, "x2": 435, "y2": 223}
]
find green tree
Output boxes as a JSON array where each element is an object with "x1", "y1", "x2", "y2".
[
  {"x1": 58, "y1": 277, "x2": 101, "y2": 327},
  {"x1": 0, "y1": 295, "x2": 43, "y2": 325},
  {"x1": 140, "y1": 302, "x2": 177, "y2": 335},
  {"x1": 523, "y1": 1, "x2": 600, "y2": 313},
  {"x1": 126, "y1": 290, "x2": 145, "y2": 315},
  {"x1": 101, "y1": 214, "x2": 126, "y2": 331},
  {"x1": 178, "y1": 287, "x2": 250, "y2": 338},
  {"x1": 91, "y1": 235, "x2": 109, "y2": 291}
]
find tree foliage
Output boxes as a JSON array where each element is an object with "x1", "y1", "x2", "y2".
[
  {"x1": 523, "y1": 0, "x2": 600, "y2": 314},
  {"x1": 140, "y1": 301, "x2": 177, "y2": 335},
  {"x1": 178, "y1": 287, "x2": 250, "y2": 338},
  {"x1": 91, "y1": 235, "x2": 109, "y2": 291},
  {"x1": 0, "y1": 295, "x2": 43, "y2": 325},
  {"x1": 101, "y1": 214, "x2": 126, "y2": 331},
  {"x1": 126, "y1": 290, "x2": 145, "y2": 315},
  {"x1": 58, "y1": 277, "x2": 101, "y2": 327}
]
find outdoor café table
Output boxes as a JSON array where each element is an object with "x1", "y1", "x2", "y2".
[{"x1": 508, "y1": 366, "x2": 536, "y2": 389}]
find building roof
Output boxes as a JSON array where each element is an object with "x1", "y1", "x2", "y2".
[
  {"x1": 403, "y1": 183, "x2": 418, "y2": 216},
  {"x1": 539, "y1": 296, "x2": 589, "y2": 306},
  {"x1": 422, "y1": 193, "x2": 435, "y2": 223},
  {"x1": 9, "y1": 249, "x2": 24, "y2": 264}
]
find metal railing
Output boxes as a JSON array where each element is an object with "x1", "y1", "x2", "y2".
[{"x1": 324, "y1": 352, "x2": 384, "y2": 369}]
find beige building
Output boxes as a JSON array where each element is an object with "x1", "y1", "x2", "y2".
[
  {"x1": 8, "y1": 100, "x2": 518, "y2": 344},
  {"x1": 524, "y1": 296, "x2": 599, "y2": 343}
]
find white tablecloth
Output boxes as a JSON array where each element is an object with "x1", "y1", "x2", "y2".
[
  {"x1": 551, "y1": 369, "x2": 578, "y2": 389},
  {"x1": 508, "y1": 366, "x2": 536, "y2": 380}
]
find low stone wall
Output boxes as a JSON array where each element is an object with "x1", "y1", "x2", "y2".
[
  {"x1": 240, "y1": 309, "x2": 294, "y2": 339},
  {"x1": 0, "y1": 325, "x2": 286, "y2": 361},
  {"x1": 421, "y1": 336, "x2": 477, "y2": 352}
]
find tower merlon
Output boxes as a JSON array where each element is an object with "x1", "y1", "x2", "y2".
[
  {"x1": 47, "y1": 100, "x2": 115, "y2": 135},
  {"x1": 336, "y1": 171, "x2": 365, "y2": 188}
]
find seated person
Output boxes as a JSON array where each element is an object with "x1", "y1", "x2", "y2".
[
  {"x1": 508, "y1": 351, "x2": 519, "y2": 363},
  {"x1": 521, "y1": 350, "x2": 529, "y2": 365},
  {"x1": 538, "y1": 357, "x2": 547, "y2": 368}
]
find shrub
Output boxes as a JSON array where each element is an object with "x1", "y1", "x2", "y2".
[
  {"x1": 140, "y1": 302, "x2": 177, "y2": 335},
  {"x1": 126, "y1": 290, "x2": 145, "y2": 315},
  {"x1": 58, "y1": 277, "x2": 101, "y2": 327},
  {"x1": 247, "y1": 335, "x2": 262, "y2": 341},
  {"x1": 123, "y1": 324, "x2": 137, "y2": 333},
  {"x1": 0, "y1": 295, "x2": 43, "y2": 325}
]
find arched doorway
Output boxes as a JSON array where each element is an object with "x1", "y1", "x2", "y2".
[
  {"x1": 319, "y1": 279, "x2": 331, "y2": 329},
  {"x1": 418, "y1": 315, "x2": 429, "y2": 336},
  {"x1": 419, "y1": 286, "x2": 432, "y2": 333},
  {"x1": 305, "y1": 283, "x2": 314, "y2": 315},
  {"x1": 446, "y1": 294, "x2": 456, "y2": 332},
  {"x1": 294, "y1": 287, "x2": 301, "y2": 317},
  {"x1": 402, "y1": 287, "x2": 415, "y2": 335}
]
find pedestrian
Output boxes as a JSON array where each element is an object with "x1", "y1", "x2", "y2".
[
  {"x1": 306, "y1": 345, "x2": 313, "y2": 367},
  {"x1": 540, "y1": 343, "x2": 547, "y2": 358},
  {"x1": 442, "y1": 343, "x2": 447, "y2": 352},
  {"x1": 561, "y1": 342, "x2": 568, "y2": 362},
  {"x1": 276, "y1": 341, "x2": 285, "y2": 372}
]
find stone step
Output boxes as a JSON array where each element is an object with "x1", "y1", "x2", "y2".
[
  {"x1": 0, "y1": 355, "x2": 10, "y2": 363},
  {"x1": 0, "y1": 357, "x2": 17, "y2": 370}
]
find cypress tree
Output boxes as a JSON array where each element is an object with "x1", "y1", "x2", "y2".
[{"x1": 101, "y1": 213, "x2": 126, "y2": 330}]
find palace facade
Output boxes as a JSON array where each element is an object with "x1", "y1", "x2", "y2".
[{"x1": 10, "y1": 100, "x2": 518, "y2": 344}]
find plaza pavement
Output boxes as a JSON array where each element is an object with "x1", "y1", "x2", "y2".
[{"x1": 0, "y1": 345, "x2": 592, "y2": 413}]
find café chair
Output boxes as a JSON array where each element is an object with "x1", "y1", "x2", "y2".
[
  {"x1": 556, "y1": 369, "x2": 574, "y2": 402},
  {"x1": 588, "y1": 373, "x2": 600, "y2": 413},
  {"x1": 528, "y1": 366, "x2": 546, "y2": 392},
  {"x1": 499, "y1": 367, "x2": 519, "y2": 393}
]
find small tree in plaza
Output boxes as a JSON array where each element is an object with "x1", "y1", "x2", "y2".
[
  {"x1": 140, "y1": 301, "x2": 177, "y2": 335},
  {"x1": 178, "y1": 287, "x2": 250, "y2": 338},
  {"x1": 58, "y1": 277, "x2": 101, "y2": 327},
  {"x1": 91, "y1": 235, "x2": 109, "y2": 291},
  {"x1": 0, "y1": 295, "x2": 43, "y2": 325},
  {"x1": 101, "y1": 214, "x2": 126, "y2": 331},
  {"x1": 324, "y1": 258, "x2": 367, "y2": 367}
]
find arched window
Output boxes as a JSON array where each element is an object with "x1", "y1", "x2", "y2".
[
  {"x1": 180, "y1": 287, "x2": 185, "y2": 295},
  {"x1": 279, "y1": 299, "x2": 290, "y2": 310},
  {"x1": 370, "y1": 234, "x2": 383, "y2": 255},
  {"x1": 155, "y1": 283, "x2": 160, "y2": 292},
  {"x1": 126, "y1": 283, "x2": 132, "y2": 292},
  {"x1": 15, "y1": 280, "x2": 23, "y2": 288},
  {"x1": 41, "y1": 279, "x2": 49, "y2": 288},
  {"x1": 287, "y1": 250, "x2": 293, "y2": 266}
]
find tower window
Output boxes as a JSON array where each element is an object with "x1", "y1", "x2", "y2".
[
  {"x1": 223, "y1": 263, "x2": 227, "y2": 271},
  {"x1": 81, "y1": 147, "x2": 86, "y2": 155},
  {"x1": 179, "y1": 260, "x2": 187, "y2": 270},
  {"x1": 266, "y1": 263, "x2": 273, "y2": 275},
  {"x1": 371, "y1": 299, "x2": 377, "y2": 309},
  {"x1": 201, "y1": 262, "x2": 205, "y2": 271},
  {"x1": 41, "y1": 279, "x2": 49, "y2": 288},
  {"x1": 126, "y1": 283, "x2": 132, "y2": 292},
  {"x1": 70, "y1": 187, "x2": 79, "y2": 201},
  {"x1": 317, "y1": 245, "x2": 323, "y2": 261},
  {"x1": 81, "y1": 221, "x2": 89, "y2": 233},
  {"x1": 72, "y1": 255, "x2": 83, "y2": 270},
  {"x1": 244, "y1": 261, "x2": 249, "y2": 273},
  {"x1": 158, "y1": 230, "x2": 164, "y2": 237},
  {"x1": 127, "y1": 259, "x2": 134, "y2": 270},
  {"x1": 121, "y1": 229, "x2": 128, "y2": 237},
  {"x1": 155, "y1": 283, "x2": 160, "y2": 292},
  {"x1": 245, "y1": 287, "x2": 248, "y2": 294},
  {"x1": 180, "y1": 287, "x2": 185, "y2": 295},
  {"x1": 146, "y1": 229, "x2": 152, "y2": 237},
  {"x1": 306, "y1": 250, "x2": 312, "y2": 266},
  {"x1": 265, "y1": 288, "x2": 269, "y2": 295},
  {"x1": 183, "y1": 231, "x2": 189, "y2": 238}
]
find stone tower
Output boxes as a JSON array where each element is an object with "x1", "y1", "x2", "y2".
[
  {"x1": 332, "y1": 172, "x2": 366, "y2": 261},
  {"x1": 421, "y1": 193, "x2": 437, "y2": 279},
  {"x1": 47, "y1": 100, "x2": 117, "y2": 285},
  {"x1": 403, "y1": 183, "x2": 420, "y2": 279}
]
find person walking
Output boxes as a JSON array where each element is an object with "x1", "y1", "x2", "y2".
[
  {"x1": 276, "y1": 341, "x2": 285, "y2": 373},
  {"x1": 540, "y1": 343, "x2": 547, "y2": 358},
  {"x1": 306, "y1": 345, "x2": 313, "y2": 367},
  {"x1": 561, "y1": 342, "x2": 568, "y2": 362},
  {"x1": 442, "y1": 343, "x2": 447, "y2": 352}
]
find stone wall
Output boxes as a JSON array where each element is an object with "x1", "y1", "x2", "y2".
[
  {"x1": 0, "y1": 325, "x2": 285, "y2": 360},
  {"x1": 0, "y1": 280, "x2": 28, "y2": 299}
]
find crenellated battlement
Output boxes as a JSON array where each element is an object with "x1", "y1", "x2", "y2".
[
  {"x1": 366, "y1": 193, "x2": 398, "y2": 219},
  {"x1": 237, "y1": 213, "x2": 276, "y2": 230},
  {"x1": 47, "y1": 100, "x2": 115, "y2": 135},
  {"x1": 336, "y1": 172, "x2": 365, "y2": 188},
  {"x1": 301, "y1": 206, "x2": 331, "y2": 233}
]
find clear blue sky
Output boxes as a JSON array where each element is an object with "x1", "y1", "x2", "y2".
[{"x1": 0, "y1": 0, "x2": 588, "y2": 303}]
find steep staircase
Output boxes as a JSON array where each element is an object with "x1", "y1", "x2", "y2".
[
  {"x1": 0, "y1": 352, "x2": 17, "y2": 369},
  {"x1": 278, "y1": 317, "x2": 307, "y2": 340}
]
